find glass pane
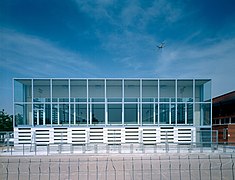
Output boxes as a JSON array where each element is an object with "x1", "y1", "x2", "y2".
[
  {"x1": 124, "y1": 104, "x2": 138, "y2": 124},
  {"x1": 45, "y1": 104, "x2": 51, "y2": 125},
  {"x1": 70, "y1": 80, "x2": 87, "y2": 98},
  {"x1": 75, "y1": 104, "x2": 87, "y2": 124},
  {"x1": 177, "y1": 104, "x2": 185, "y2": 124},
  {"x1": 14, "y1": 104, "x2": 32, "y2": 126},
  {"x1": 142, "y1": 104, "x2": 154, "y2": 124},
  {"x1": 106, "y1": 80, "x2": 122, "y2": 98},
  {"x1": 177, "y1": 80, "x2": 193, "y2": 102},
  {"x1": 195, "y1": 80, "x2": 211, "y2": 102},
  {"x1": 159, "y1": 104, "x2": 169, "y2": 124},
  {"x1": 52, "y1": 104, "x2": 58, "y2": 125},
  {"x1": 88, "y1": 80, "x2": 105, "y2": 98},
  {"x1": 52, "y1": 80, "x2": 69, "y2": 100},
  {"x1": 108, "y1": 104, "x2": 122, "y2": 124},
  {"x1": 14, "y1": 79, "x2": 32, "y2": 102},
  {"x1": 159, "y1": 80, "x2": 175, "y2": 102},
  {"x1": 155, "y1": 104, "x2": 158, "y2": 124},
  {"x1": 91, "y1": 104, "x2": 105, "y2": 124},
  {"x1": 59, "y1": 104, "x2": 69, "y2": 125},
  {"x1": 187, "y1": 103, "x2": 193, "y2": 124},
  {"x1": 195, "y1": 103, "x2": 211, "y2": 126},
  {"x1": 33, "y1": 79, "x2": 50, "y2": 102},
  {"x1": 202, "y1": 104, "x2": 211, "y2": 125},
  {"x1": 171, "y1": 104, "x2": 176, "y2": 124},
  {"x1": 124, "y1": 80, "x2": 140, "y2": 98},
  {"x1": 142, "y1": 80, "x2": 158, "y2": 98}
]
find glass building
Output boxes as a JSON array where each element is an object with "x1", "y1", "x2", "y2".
[{"x1": 13, "y1": 78, "x2": 212, "y2": 145}]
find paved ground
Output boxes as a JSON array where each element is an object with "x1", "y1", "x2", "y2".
[{"x1": 0, "y1": 153, "x2": 235, "y2": 180}]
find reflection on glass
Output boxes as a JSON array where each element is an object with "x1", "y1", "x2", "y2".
[
  {"x1": 160, "y1": 104, "x2": 169, "y2": 124},
  {"x1": 106, "y1": 80, "x2": 122, "y2": 98},
  {"x1": 88, "y1": 80, "x2": 105, "y2": 98},
  {"x1": 108, "y1": 104, "x2": 122, "y2": 124},
  {"x1": 92, "y1": 104, "x2": 105, "y2": 124},
  {"x1": 124, "y1": 80, "x2": 140, "y2": 98},
  {"x1": 59, "y1": 104, "x2": 69, "y2": 125},
  {"x1": 171, "y1": 104, "x2": 176, "y2": 124},
  {"x1": 15, "y1": 104, "x2": 32, "y2": 126},
  {"x1": 142, "y1": 80, "x2": 158, "y2": 98},
  {"x1": 124, "y1": 104, "x2": 138, "y2": 124},
  {"x1": 52, "y1": 80, "x2": 69, "y2": 100},
  {"x1": 33, "y1": 79, "x2": 50, "y2": 102},
  {"x1": 187, "y1": 103, "x2": 193, "y2": 124},
  {"x1": 14, "y1": 79, "x2": 32, "y2": 102},
  {"x1": 70, "y1": 80, "x2": 87, "y2": 98},
  {"x1": 177, "y1": 104, "x2": 185, "y2": 124},
  {"x1": 75, "y1": 104, "x2": 87, "y2": 124},
  {"x1": 160, "y1": 80, "x2": 175, "y2": 102},
  {"x1": 52, "y1": 104, "x2": 58, "y2": 124},
  {"x1": 177, "y1": 80, "x2": 193, "y2": 102},
  {"x1": 142, "y1": 104, "x2": 154, "y2": 124},
  {"x1": 195, "y1": 80, "x2": 211, "y2": 102}
]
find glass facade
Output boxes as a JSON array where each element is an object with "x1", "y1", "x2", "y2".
[{"x1": 13, "y1": 78, "x2": 212, "y2": 128}]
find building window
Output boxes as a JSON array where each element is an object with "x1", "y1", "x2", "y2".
[
  {"x1": 91, "y1": 104, "x2": 105, "y2": 125},
  {"x1": 142, "y1": 104, "x2": 154, "y2": 124},
  {"x1": 159, "y1": 104, "x2": 169, "y2": 124},
  {"x1": 108, "y1": 104, "x2": 122, "y2": 124},
  {"x1": 124, "y1": 104, "x2": 138, "y2": 124}
]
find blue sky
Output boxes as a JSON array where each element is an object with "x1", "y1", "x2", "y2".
[{"x1": 1, "y1": 0, "x2": 235, "y2": 114}]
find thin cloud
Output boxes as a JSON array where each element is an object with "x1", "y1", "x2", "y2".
[{"x1": 0, "y1": 29, "x2": 98, "y2": 77}]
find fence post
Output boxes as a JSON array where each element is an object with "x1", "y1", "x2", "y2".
[
  {"x1": 68, "y1": 158, "x2": 71, "y2": 180},
  {"x1": 6, "y1": 159, "x2": 9, "y2": 180},
  {"x1": 141, "y1": 157, "x2": 143, "y2": 180},
  {"x1": 198, "y1": 155, "x2": 201, "y2": 180},
  {"x1": 130, "y1": 144, "x2": 133, "y2": 154},
  {"x1": 78, "y1": 158, "x2": 80, "y2": 180},
  {"x1": 159, "y1": 156, "x2": 162, "y2": 180},
  {"x1": 106, "y1": 144, "x2": 109, "y2": 154},
  {"x1": 59, "y1": 159, "x2": 61, "y2": 180},
  {"x1": 105, "y1": 158, "x2": 108, "y2": 180},
  {"x1": 39, "y1": 159, "x2": 41, "y2": 180},
  {"x1": 28, "y1": 159, "x2": 31, "y2": 180},
  {"x1": 23, "y1": 144, "x2": 25, "y2": 155},
  {"x1": 219, "y1": 155, "x2": 223, "y2": 180},
  {"x1": 18, "y1": 159, "x2": 20, "y2": 180},
  {"x1": 232, "y1": 161, "x2": 234, "y2": 180},
  {"x1": 111, "y1": 159, "x2": 116, "y2": 180},
  {"x1": 123, "y1": 157, "x2": 125, "y2": 180},
  {"x1": 47, "y1": 144, "x2": 49, "y2": 155},
  {"x1": 35, "y1": 143, "x2": 37, "y2": 155},
  {"x1": 178, "y1": 156, "x2": 181, "y2": 180},
  {"x1": 188, "y1": 156, "x2": 191, "y2": 180},
  {"x1": 169, "y1": 156, "x2": 172, "y2": 180},
  {"x1": 150, "y1": 157, "x2": 153, "y2": 180},
  {"x1": 96, "y1": 158, "x2": 98, "y2": 180},
  {"x1": 208, "y1": 155, "x2": 212, "y2": 180},
  {"x1": 87, "y1": 158, "x2": 89, "y2": 180},
  {"x1": 49, "y1": 159, "x2": 51, "y2": 180},
  {"x1": 132, "y1": 157, "x2": 134, "y2": 180}
]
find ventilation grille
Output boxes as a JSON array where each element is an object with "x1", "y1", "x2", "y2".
[
  {"x1": 107, "y1": 129, "x2": 122, "y2": 144},
  {"x1": 89, "y1": 128, "x2": 104, "y2": 143},
  {"x1": 178, "y1": 129, "x2": 192, "y2": 143},
  {"x1": 35, "y1": 129, "x2": 50, "y2": 144},
  {"x1": 160, "y1": 127, "x2": 174, "y2": 143},
  {"x1": 125, "y1": 127, "x2": 139, "y2": 143},
  {"x1": 71, "y1": 129, "x2": 86, "y2": 144},
  {"x1": 17, "y1": 128, "x2": 32, "y2": 144},
  {"x1": 54, "y1": 128, "x2": 68, "y2": 144},
  {"x1": 142, "y1": 128, "x2": 156, "y2": 144}
]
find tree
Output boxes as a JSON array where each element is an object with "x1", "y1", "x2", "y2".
[{"x1": 0, "y1": 109, "x2": 13, "y2": 131}]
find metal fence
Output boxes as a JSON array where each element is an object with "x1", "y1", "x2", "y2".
[
  {"x1": 0, "y1": 154, "x2": 235, "y2": 180},
  {"x1": 1, "y1": 142, "x2": 235, "y2": 156}
]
